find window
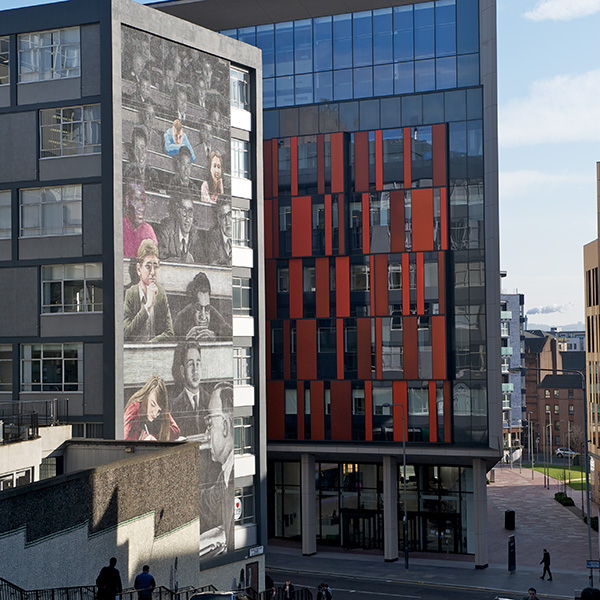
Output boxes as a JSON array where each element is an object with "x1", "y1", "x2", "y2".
[
  {"x1": 0, "y1": 36, "x2": 8, "y2": 85},
  {"x1": 231, "y1": 67, "x2": 250, "y2": 110},
  {"x1": 303, "y1": 266, "x2": 316, "y2": 292},
  {"x1": 544, "y1": 390, "x2": 550, "y2": 399},
  {"x1": 318, "y1": 327, "x2": 336, "y2": 353},
  {"x1": 553, "y1": 389, "x2": 559, "y2": 398},
  {"x1": 0, "y1": 468, "x2": 33, "y2": 491},
  {"x1": 352, "y1": 388, "x2": 365, "y2": 415},
  {"x1": 351, "y1": 264, "x2": 370, "y2": 291},
  {"x1": 231, "y1": 138, "x2": 250, "y2": 178},
  {"x1": 232, "y1": 208, "x2": 251, "y2": 247},
  {"x1": 501, "y1": 357, "x2": 510, "y2": 373},
  {"x1": 554, "y1": 404, "x2": 559, "y2": 415},
  {"x1": 325, "y1": 388, "x2": 331, "y2": 415},
  {"x1": 21, "y1": 343, "x2": 83, "y2": 392},
  {"x1": 40, "y1": 104, "x2": 101, "y2": 158},
  {"x1": 234, "y1": 484, "x2": 255, "y2": 525},
  {"x1": 233, "y1": 277, "x2": 252, "y2": 316},
  {"x1": 0, "y1": 190, "x2": 10, "y2": 239},
  {"x1": 277, "y1": 267, "x2": 289, "y2": 292},
  {"x1": 388, "y1": 261, "x2": 402, "y2": 290},
  {"x1": 41, "y1": 263, "x2": 102, "y2": 313},
  {"x1": 279, "y1": 205, "x2": 292, "y2": 231},
  {"x1": 545, "y1": 404, "x2": 550, "y2": 413},
  {"x1": 500, "y1": 322, "x2": 509, "y2": 336},
  {"x1": 0, "y1": 345, "x2": 12, "y2": 392},
  {"x1": 18, "y1": 27, "x2": 80, "y2": 82},
  {"x1": 569, "y1": 404, "x2": 574, "y2": 415},
  {"x1": 233, "y1": 346, "x2": 253, "y2": 386},
  {"x1": 234, "y1": 416, "x2": 254, "y2": 455},
  {"x1": 568, "y1": 389, "x2": 574, "y2": 399},
  {"x1": 20, "y1": 185, "x2": 82, "y2": 237}
]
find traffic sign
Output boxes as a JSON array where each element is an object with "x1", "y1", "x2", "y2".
[{"x1": 587, "y1": 560, "x2": 600, "y2": 569}]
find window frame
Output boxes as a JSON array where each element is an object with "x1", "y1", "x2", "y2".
[
  {"x1": 232, "y1": 207, "x2": 252, "y2": 247},
  {"x1": 232, "y1": 276, "x2": 252, "y2": 316},
  {"x1": 231, "y1": 138, "x2": 250, "y2": 179},
  {"x1": 20, "y1": 342, "x2": 83, "y2": 392},
  {"x1": 233, "y1": 346, "x2": 253, "y2": 386},
  {"x1": 0, "y1": 190, "x2": 11, "y2": 239},
  {"x1": 0, "y1": 36, "x2": 9, "y2": 86},
  {"x1": 0, "y1": 344, "x2": 13, "y2": 393},
  {"x1": 41, "y1": 262, "x2": 103, "y2": 314},
  {"x1": 230, "y1": 67, "x2": 250, "y2": 110},
  {"x1": 40, "y1": 104, "x2": 101, "y2": 158},
  {"x1": 234, "y1": 484, "x2": 256, "y2": 526}
]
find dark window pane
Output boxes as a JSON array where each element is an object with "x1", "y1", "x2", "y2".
[
  {"x1": 466, "y1": 87, "x2": 482, "y2": 119},
  {"x1": 257, "y1": 24, "x2": 275, "y2": 78},
  {"x1": 299, "y1": 106, "x2": 319, "y2": 135},
  {"x1": 402, "y1": 95, "x2": 422, "y2": 126},
  {"x1": 393, "y1": 6, "x2": 413, "y2": 62},
  {"x1": 319, "y1": 103, "x2": 339, "y2": 132},
  {"x1": 294, "y1": 19, "x2": 313, "y2": 74},
  {"x1": 359, "y1": 99, "x2": 379, "y2": 131},
  {"x1": 436, "y1": 0, "x2": 456, "y2": 57},
  {"x1": 353, "y1": 11, "x2": 372, "y2": 67},
  {"x1": 415, "y1": 59, "x2": 435, "y2": 92},
  {"x1": 314, "y1": 71, "x2": 333, "y2": 103},
  {"x1": 333, "y1": 14, "x2": 352, "y2": 69},
  {"x1": 436, "y1": 56, "x2": 457, "y2": 89},
  {"x1": 457, "y1": 0, "x2": 479, "y2": 54},
  {"x1": 457, "y1": 53, "x2": 479, "y2": 87},
  {"x1": 238, "y1": 26, "x2": 256, "y2": 46},
  {"x1": 383, "y1": 128, "x2": 403, "y2": 187},
  {"x1": 314, "y1": 16, "x2": 332, "y2": 72},
  {"x1": 423, "y1": 92, "x2": 444, "y2": 123},
  {"x1": 263, "y1": 78, "x2": 275, "y2": 109},
  {"x1": 414, "y1": 2, "x2": 435, "y2": 59},
  {"x1": 411, "y1": 125, "x2": 433, "y2": 187},
  {"x1": 334, "y1": 69, "x2": 353, "y2": 101},
  {"x1": 354, "y1": 67, "x2": 372, "y2": 99},
  {"x1": 373, "y1": 8, "x2": 393, "y2": 65},
  {"x1": 275, "y1": 21, "x2": 294, "y2": 76},
  {"x1": 381, "y1": 96, "x2": 401, "y2": 128},
  {"x1": 374, "y1": 64, "x2": 394, "y2": 97},
  {"x1": 276, "y1": 76, "x2": 295, "y2": 107},
  {"x1": 263, "y1": 109, "x2": 279, "y2": 139},
  {"x1": 280, "y1": 107, "x2": 299, "y2": 137},
  {"x1": 339, "y1": 101, "x2": 359, "y2": 131},
  {"x1": 295, "y1": 73, "x2": 313, "y2": 104},
  {"x1": 394, "y1": 62, "x2": 414, "y2": 94},
  {"x1": 445, "y1": 89, "x2": 466, "y2": 121}
]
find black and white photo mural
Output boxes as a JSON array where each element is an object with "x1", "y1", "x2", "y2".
[{"x1": 120, "y1": 26, "x2": 234, "y2": 561}]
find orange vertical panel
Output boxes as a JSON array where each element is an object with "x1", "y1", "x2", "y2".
[
  {"x1": 370, "y1": 254, "x2": 376, "y2": 317},
  {"x1": 292, "y1": 196, "x2": 312, "y2": 257},
  {"x1": 375, "y1": 129, "x2": 383, "y2": 190},
  {"x1": 428, "y1": 381, "x2": 438, "y2": 443},
  {"x1": 264, "y1": 199, "x2": 273, "y2": 260},
  {"x1": 432, "y1": 315, "x2": 447, "y2": 379},
  {"x1": 337, "y1": 318, "x2": 345, "y2": 379},
  {"x1": 325, "y1": 194, "x2": 333, "y2": 255},
  {"x1": 318, "y1": 134, "x2": 326, "y2": 194},
  {"x1": 331, "y1": 132, "x2": 345, "y2": 193},
  {"x1": 354, "y1": 131, "x2": 369, "y2": 192},
  {"x1": 311, "y1": 380, "x2": 325, "y2": 440},
  {"x1": 362, "y1": 192, "x2": 370, "y2": 254},
  {"x1": 267, "y1": 380, "x2": 285, "y2": 440},
  {"x1": 402, "y1": 253, "x2": 410, "y2": 315},
  {"x1": 297, "y1": 319, "x2": 317, "y2": 380},
  {"x1": 316, "y1": 257, "x2": 330, "y2": 318},
  {"x1": 365, "y1": 381, "x2": 373, "y2": 441},
  {"x1": 297, "y1": 381, "x2": 305, "y2": 440},
  {"x1": 375, "y1": 254, "x2": 389, "y2": 316},
  {"x1": 416, "y1": 252, "x2": 424, "y2": 314},
  {"x1": 357, "y1": 318, "x2": 372, "y2": 380},
  {"x1": 263, "y1": 140, "x2": 273, "y2": 200},
  {"x1": 272, "y1": 197, "x2": 279, "y2": 258},
  {"x1": 336, "y1": 256, "x2": 350, "y2": 317},
  {"x1": 283, "y1": 320, "x2": 291, "y2": 380},
  {"x1": 403, "y1": 127, "x2": 411, "y2": 187},
  {"x1": 291, "y1": 136, "x2": 298, "y2": 197},
  {"x1": 403, "y1": 316, "x2": 418, "y2": 379},
  {"x1": 375, "y1": 317, "x2": 383, "y2": 379},
  {"x1": 390, "y1": 189, "x2": 405, "y2": 252},
  {"x1": 265, "y1": 260, "x2": 278, "y2": 320},
  {"x1": 271, "y1": 139, "x2": 278, "y2": 197},
  {"x1": 331, "y1": 380, "x2": 352, "y2": 440},
  {"x1": 440, "y1": 187, "x2": 448, "y2": 250},
  {"x1": 392, "y1": 380, "x2": 407, "y2": 443},
  {"x1": 438, "y1": 251, "x2": 445, "y2": 314},
  {"x1": 432, "y1": 123, "x2": 447, "y2": 188},
  {"x1": 412, "y1": 188, "x2": 434, "y2": 252},
  {"x1": 289, "y1": 259, "x2": 304, "y2": 318},
  {"x1": 338, "y1": 192, "x2": 346, "y2": 253},
  {"x1": 444, "y1": 381, "x2": 451, "y2": 443}
]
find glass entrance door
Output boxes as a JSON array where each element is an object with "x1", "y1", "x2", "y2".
[{"x1": 422, "y1": 515, "x2": 458, "y2": 552}]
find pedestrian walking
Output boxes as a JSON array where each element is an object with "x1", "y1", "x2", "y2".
[
  {"x1": 265, "y1": 575, "x2": 276, "y2": 598},
  {"x1": 539, "y1": 548, "x2": 552, "y2": 581},
  {"x1": 323, "y1": 583, "x2": 332, "y2": 600},
  {"x1": 522, "y1": 588, "x2": 539, "y2": 600},
  {"x1": 134, "y1": 565, "x2": 156, "y2": 600},
  {"x1": 283, "y1": 579, "x2": 294, "y2": 600},
  {"x1": 316, "y1": 584, "x2": 323, "y2": 600},
  {"x1": 96, "y1": 557, "x2": 123, "y2": 600}
]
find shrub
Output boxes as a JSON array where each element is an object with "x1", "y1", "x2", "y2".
[
  {"x1": 584, "y1": 515, "x2": 599, "y2": 531},
  {"x1": 554, "y1": 492, "x2": 575, "y2": 506}
]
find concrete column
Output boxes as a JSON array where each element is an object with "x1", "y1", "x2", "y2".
[
  {"x1": 473, "y1": 457, "x2": 489, "y2": 568},
  {"x1": 301, "y1": 453, "x2": 317, "y2": 556},
  {"x1": 383, "y1": 455, "x2": 398, "y2": 562}
]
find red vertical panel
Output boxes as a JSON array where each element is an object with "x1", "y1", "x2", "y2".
[
  {"x1": 428, "y1": 381, "x2": 438, "y2": 443},
  {"x1": 370, "y1": 254, "x2": 376, "y2": 316},
  {"x1": 297, "y1": 319, "x2": 317, "y2": 380},
  {"x1": 374, "y1": 254, "x2": 389, "y2": 316},
  {"x1": 291, "y1": 136, "x2": 298, "y2": 197},
  {"x1": 289, "y1": 259, "x2": 303, "y2": 318},
  {"x1": 438, "y1": 251, "x2": 445, "y2": 314},
  {"x1": 375, "y1": 317, "x2": 382, "y2": 379},
  {"x1": 272, "y1": 197, "x2": 279, "y2": 258},
  {"x1": 357, "y1": 317, "x2": 372, "y2": 380},
  {"x1": 432, "y1": 124, "x2": 447, "y2": 188},
  {"x1": 416, "y1": 252, "x2": 424, "y2": 314},
  {"x1": 444, "y1": 381, "x2": 451, "y2": 443},
  {"x1": 390, "y1": 189, "x2": 405, "y2": 253},
  {"x1": 283, "y1": 320, "x2": 291, "y2": 380},
  {"x1": 412, "y1": 188, "x2": 434, "y2": 252},
  {"x1": 362, "y1": 192, "x2": 370, "y2": 254},
  {"x1": 325, "y1": 194, "x2": 333, "y2": 255},
  {"x1": 297, "y1": 381, "x2": 305, "y2": 440},
  {"x1": 292, "y1": 196, "x2": 312, "y2": 257},
  {"x1": 316, "y1": 257, "x2": 330, "y2": 318},
  {"x1": 271, "y1": 139, "x2": 278, "y2": 197},
  {"x1": 375, "y1": 129, "x2": 383, "y2": 190},
  {"x1": 311, "y1": 380, "x2": 325, "y2": 440},
  {"x1": 317, "y1": 134, "x2": 325, "y2": 194},
  {"x1": 354, "y1": 131, "x2": 369, "y2": 192},
  {"x1": 337, "y1": 318, "x2": 345, "y2": 379},
  {"x1": 432, "y1": 315, "x2": 447, "y2": 379},
  {"x1": 331, "y1": 132, "x2": 345, "y2": 193},
  {"x1": 266, "y1": 321, "x2": 272, "y2": 379},
  {"x1": 331, "y1": 380, "x2": 352, "y2": 440},
  {"x1": 267, "y1": 381, "x2": 285, "y2": 440},
  {"x1": 265, "y1": 260, "x2": 278, "y2": 320},
  {"x1": 403, "y1": 127, "x2": 411, "y2": 187},
  {"x1": 403, "y1": 316, "x2": 418, "y2": 379},
  {"x1": 440, "y1": 187, "x2": 448, "y2": 250},
  {"x1": 392, "y1": 381, "x2": 407, "y2": 443},
  {"x1": 402, "y1": 253, "x2": 410, "y2": 315},
  {"x1": 264, "y1": 199, "x2": 273, "y2": 259},
  {"x1": 336, "y1": 256, "x2": 350, "y2": 317},
  {"x1": 365, "y1": 381, "x2": 373, "y2": 441},
  {"x1": 338, "y1": 192, "x2": 346, "y2": 253},
  {"x1": 263, "y1": 140, "x2": 273, "y2": 200}
]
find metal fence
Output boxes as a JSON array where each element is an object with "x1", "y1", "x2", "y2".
[
  {"x1": 0, "y1": 398, "x2": 69, "y2": 444},
  {"x1": 0, "y1": 579, "x2": 96, "y2": 600}
]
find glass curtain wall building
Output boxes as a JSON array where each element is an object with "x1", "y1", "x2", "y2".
[{"x1": 157, "y1": 0, "x2": 500, "y2": 565}]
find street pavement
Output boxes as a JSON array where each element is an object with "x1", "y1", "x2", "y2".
[{"x1": 266, "y1": 466, "x2": 598, "y2": 599}]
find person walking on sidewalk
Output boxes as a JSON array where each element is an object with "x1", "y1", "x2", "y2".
[
  {"x1": 134, "y1": 565, "x2": 156, "y2": 600},
  {"x1": 540, "y1": 548, "x2": 552, "y2": 581},
  {"x1": 283, "y1": 580, "x2": 294, "y2": 600},
  {"x1": 522, "y1": 587, "x2": 539, "y2": 600},
  {"x1": 96, "y1": 557, "x2": 123, "y2": 600}
]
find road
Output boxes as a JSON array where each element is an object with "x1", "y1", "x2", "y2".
[{"x1": 266, "y1": 568, "x2": 570, "y2": 600}]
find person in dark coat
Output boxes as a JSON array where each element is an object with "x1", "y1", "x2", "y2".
[
  {"x1": 96, "y1": 557, "x2": 123, "y2": 600},
  {"x1": 522, "y1": 588, "x2": 539, "y2": 600},
  {"x1": 540, "y1": 548, "x2": 552, "y2": 581},
  {"x1": 282, "y1": 580, "x2": 294, "y2": 600}
]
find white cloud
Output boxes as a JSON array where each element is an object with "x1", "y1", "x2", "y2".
[
  {"x1": 499, "y1": 169, "x2": 586, "y2": 197},
  {"x1": 524, "y1": 0, "x2": 600, "y2": 21},
  {"x1": 499, "y1": 69, "x2": 600, "y2": 147}
]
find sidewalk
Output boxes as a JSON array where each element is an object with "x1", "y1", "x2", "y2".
[{"x1": 266, "y1": 466, "x2": 597, "y2": 599}]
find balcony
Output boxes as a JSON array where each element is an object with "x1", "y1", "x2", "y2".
[
  {"x1": 501, "y1": 310, "x2": 513, "y2": 320},
  {"x1": 501, "y1": 347, "x2": 513, "y2": 356},
  {"x1": 502, "y1": 383, "x2": 514, "y2": 393}
]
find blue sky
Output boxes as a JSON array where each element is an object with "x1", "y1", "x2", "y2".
[{"x1": 1, "y1": 0, "x2": 598, "y2": 328}]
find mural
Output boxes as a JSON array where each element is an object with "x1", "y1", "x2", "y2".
[{"x1": 121, "y1": 26, "x2": 234, "y2": 561}]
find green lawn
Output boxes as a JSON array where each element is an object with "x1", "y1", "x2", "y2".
[{"x1": 526, "y1": 464, "x2": 586, "y2": 489}]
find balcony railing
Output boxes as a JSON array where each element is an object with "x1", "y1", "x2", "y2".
[{"x1": 0, "y1": 399, "x2": 69, "y2": 444}]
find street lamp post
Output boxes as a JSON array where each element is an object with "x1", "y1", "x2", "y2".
[
  {"x1": 546, "y1": 410, "x2": 552, "y2": 490},
  {"x1": 529, "y1": 411, "x2": 535, "y2": 480}
]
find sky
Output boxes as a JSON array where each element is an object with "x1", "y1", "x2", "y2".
[{"x1": 1, "y1": 0, "x2": 598, "y2": 329}]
